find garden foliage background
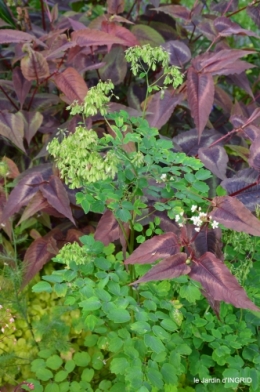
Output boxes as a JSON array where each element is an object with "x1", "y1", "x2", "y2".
[{"x1": 1, "y1": 0, "x2": 260, "y2": 391}]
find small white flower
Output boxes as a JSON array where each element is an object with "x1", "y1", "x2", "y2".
[
  {"x1": 180, "y1": 211, "x2": 184, "y2": 216},
  {"x1": 1, "y1": 327, "x2": 4, "y2": 333},
  {"x1": 179, "y1": 223, "x2": 183, "y2": 227},
  {"x1": 9, "y1": 317, "x2": 15, "y2": 323},
  {"x1": 0, "y1": 305, "x2": 2, "y2": 309},
  {"x1": 175, "y1": 215, "x2": 180, "y2": 222},
  {"x1": 191, "y1": 205, "x2": 197, "y2": 213},
  {"x1": 160, "y1": 173, "x2": 167, "y2": 181},
  {"x1": 194, "y1": 227, "x2": 200, "y2": 232},
  {"x1": 212, "y1": 220, "x2": 219, "y2": 229}
]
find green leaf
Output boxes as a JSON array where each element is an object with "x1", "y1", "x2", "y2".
[
  {"x1": 65, "y1": 360, "x2": 75, "y2": 373},
  {"x1": 79, "y1": 296, "x2": 101, "y2": 311},
  {"x1": 59, "y1": 382, "x2": 70, "y2": 392},
  {"x1": 179, "y1": 285, "x2": 201, "y2": 303},
  {"x1": 115, "y1": 208, "x2": 132, "y2": 222},
  {"x1": 46, "y1": 355, "x2": 63, "y2": 370},
  {"x1": 35, "y1": 368, "x2": 53, "y2": 381},
  {"x1": 110, "y1": 357, "x2": 129, "y2": 375},
  {"x1": 107, "y1": 309, "x2": 131, "y2": 323},
  {"x1": 94, "y1": 257, "x2": 111, "y2": 271},
  {"x1": 45, "y1": 384, "x2": 59, "y2": 392},
  {"x1": 42, "y1": 275, "x2": 63, "y2": 283},
  {"x1": 144, "y1": 334, "x2": 165, "y2": 354},
  {"x1": 81, "y1": 368, "x2": 95, "y2": 382},
  {"x1": 54, "y1": 370, "x2": 69, "y2": 382},
  {"x1": 161, "y1": 363, "x2": 178, "y2": 384},
  {"x1": 32, "y1": 281, "x2": 52, "y2": 293},
  {"x1": 160, "y1": 318, "x2": 178, "y2": 332},
  {"x1": 134, "y1": 223, "x2": 143, "y2": 232},
  {"x1": 191, "y1": 181, "x2": 209, "y2": 193},
  {"x1": 0, "y1": 0, "x2": 16, "y2": 27},
  {"x1": 73, "y1": 352, "x2": 91, "y2": 367},
  {"x1": 53, "y1": 283, "x2": 68, "y2": 297},
  {"x1": 216, "y1": 185, "x2": 227, "y2": 196},
  {"x1": 195, "y1": 168, "x2": 212, "y2": 181},
  {"x1": 38, "y1": 349, "x2": 54, "y2": 359},
  {"x1": 131, "y1": 321, "x2": 151, "y2": 334},
  {"x1": 146, "y1": 368, "x2": 163, "y2": 389}
]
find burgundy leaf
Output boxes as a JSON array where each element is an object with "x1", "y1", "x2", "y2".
[
  {"x1": 201, "y1": 288, "x2": 220, "y2": 319},
  {"x1": 162, "y1": 40, "x2": 191, "y2": 67},
  {"x1": 131, "y1": 253, "x2": 190, "y2": 284},
  {"x1": 23, "y1": 237, "x2": 59, "y2": 287},
  {"x1": 17, "y1": 191, "x2": 49, "y2": 225},
  {"x1": 21, "y1": 44, "x2": 50, "y2": 81},
  {"x1": 198, "y1": 145, "x2": 228, "y2": 180},
  {"x1": 20, "y1": 111, "x2": 43, "y2": 145},
  {"x1": 221, "y1": 168, "x2": 260, "y2": 212},
  {"x1": 214, "y1": 85, "x2": 232, "y2": 114},
  {"x1": 187, "y1": 66, "x2": 214, "y2": 139},
  {"x1": 190, "y1": 252, "x2": 259, "y2": 311},
  {"x1": 194, "y1": 50, "x2": 254, "y2": 74},
  {"x1": 101, "y1": 21, "x2": 139, "y2": 46},
  {"x1": 0, "y1": 111, "x2": 25, "y2": 152},
  {"x1": 247, "y1": 4, "x2": 260, "y2": 28},
  {"x1": 95, "y1": 210, "x2": 121, "y2": 245},
  {"x1": 0, "y1": 188, "x2": 12, "y2": 238},
  {"x1": 243, "y1": 124, "x2": 260, "y2": 142},
  {"x1": 226, "y1": 73, "x2": 254, "y2": 98},
  {"x1": 197, "y1": 20, "x2": 217, "y2": 41},
  {"x1": 145, "y1": 91, "x2": 183, "y2": 130},
  {"x1": 107, "y1": 0, "x2": 125, "y2": 14},
  {"x1": 214, "y1": 16, "x2": 259, "y2": 38},
  {"x1": 53, "y1": 67, "x2": 88, "y2": 104},
  {"x1": 211, "y1": 196, "x2": 260, "y2": 236},
  {"x1": 152, "y1": 5, "x2": 191, "y2": 21},
  {"x1": 249, "y1": 135, "x2": 260, "y2": 171},
  {"x1": 12, "y1": 67, "x2": 32, "y2": 109},
  {"x1": 0, "y1": 29, "x2": 37, "y2": 44},
  {"x1": 211, "y1": 0, "x2": 238, "y2": 14},
  {"x1": 2, "y1": 156, "x2": 20, "y2": 179},
  {"x1": 210, "y1": 61, "x2": 255, "y2": 76},
  {"x1": 125, "y1": 232, "x2": 180, "y2": 265},
  {"x1": 189, "y1": 226, "x2": 223, "y2": 261},
  {"x1": 71, "y1": 28, "x2": 127, "y2": 51},
  {"x1": 0, "y1": 172, "x2": 44, "y2": 223},
  {"x1": 172, "y1": 128, "x2": 224, "y2": 156},
  {"x1": 99, "y1": 45, "x2": 127, "y2": 85},
  {"x1": 40, "y1": 175, "x2": 75, "y2": 225}
]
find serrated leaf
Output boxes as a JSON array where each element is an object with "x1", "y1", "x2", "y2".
[
  {"x1": 131, "y1": 253, "x2": 189, "y2": 284},
  {"x1": 21, "y1": 44, "x2": 49, "y2": 81},
  {"x1": 53, "y1": 67, "x2": 88, "y2": 104},
  {"x1": 73, "y1": 352, "x2": 90, "y2": 367},
  {"x1": 187, "y1": 67, "x2": 214, "y2": 140},
  {"x1": 46, "y1": 355, "x2": 63, "y2": 370},
  {"x1": 125, "y1": 233, "x2": 180, "y2": 265},
  {"x1": 32, "y1": 281, "x2": 52, "y2": 293},
  {"x1": 190, "y1": 252, "x2": 260, "y2": 311},
  {"x1": 107, "y1": 309, "x2": 131, "y2": 323},
  {"x1": 144, "y1": 334, "x2": 165, "y2": 353}
]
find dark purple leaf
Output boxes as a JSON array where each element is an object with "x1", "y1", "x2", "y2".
[
  {"x1": 101, "y1": 21, "x2": 139, "y2": 47},
  {"x1": 145, "y1": 91, "x2": 183, "y2": 130},
  {"x1": 130, "y1": 24, "x2": 164, "y2": 46},
  {"x1": 243, "y1": 125, "x2": 260, "y2": 142},
  {"x1": 95, "y1": 210, "x2": 121, "y2": 245},
  {"x1": 221, "y1": 168, "x2": 260, "y2": 211},
  {"x1": 125, "y1": 232, "x2": 180, "y2": 265},
  {"x1": 131, "y1": 253, "x2": 189, "y2": 284},
  {"x1": 99, "y1": 45, "x2": 127, "y2": 85},
  {"x1": 107, "y1": 0, "x2": 125, "y2": 14},
  {"x1": 214, "y1": 85, "x2": 232, "y2": 114},
  {"x1": 190, "y1": 252, "x2": 259, "y2": 311},
  {"x1": 12, "y1": 67, "x2": 32, "y2": 109},
  {"x1": 20, "y1": 111, "x2": 43, "y2": 145},
  {"x1": 0, "y1": 111, "x2": 25, "y2": 152},
  {"x1": 249, "y1": 135, "x2": 260, "y2": 171},
  {"x1": 53, "y1": 67, "x2": 88, "y2": 104},
  {"x1": 21, "y1": 44, "x2": 50, "y2": 81},
  {"x1": 152, "y1": 5, "x2": 191, "y2": 21},
  {"x1": 247, "y1": 4, "x2": 260, "y2": 28},
  {"x1": 197, "y1": 20, "x2": 217, "y2": 41},
  {"x1": 162, "y1": 40, "x2": 191, "y2": 66},
  {"x1": 172, "y1": 128, "x2": 224, "y2": 156},
  {"x1": 214, "y1": 16, "x2": 259, "y2": 37},
  {"x1": 0, "y1": 172, "x2": 44, "y2": 224},
  {"x1": 40, "y1": 175, "x2": 75, "y2": 225},
  {"x1": 226, "y1": 73, "x2": 254, "y2": 98},
  {"x1": 211, "y1": 196, "x2": 260, "y2": 236},
  {"x1": 71, "y1": 28, "x2": 128, "y2": 51},
  {"x1": 17, "y1": 191, "x2": 49, "y2": 225},
  {"x1": 23, "y1": 236, "x2": 59, "y2": 287},
  {"x1": 187, "y1": 66, "x2": 214, "y2": 139},
  {"x1": 211, "y1": 0, "x2": 238, "y2": 14},
  {"x1": 198, "y1": 145, "x2": 228, "y2": 180},
  {"x1": 185, "y1": 224, "x2": 223, "y2": 260}
]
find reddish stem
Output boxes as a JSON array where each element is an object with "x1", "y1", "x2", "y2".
[{"x1": 0, "y1": 85, "x2": 19, "y2": 110}]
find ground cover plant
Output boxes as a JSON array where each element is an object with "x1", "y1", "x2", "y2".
[{"x1": 1, "y1": 0, "x2": 260, "y2": 390}]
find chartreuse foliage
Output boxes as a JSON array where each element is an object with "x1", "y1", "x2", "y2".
[{"x1": 30, "y1": 234, "x2": 260, "y2": 391}]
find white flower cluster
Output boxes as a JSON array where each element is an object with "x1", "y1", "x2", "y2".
[
  {"x1": 175, "y1": 205, "x2": 219, "y2": 232},
  {"x1": 156, "y1": 173, "x2": 175, "y2": 183}
]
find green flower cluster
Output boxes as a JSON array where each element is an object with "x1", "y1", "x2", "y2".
[
  {"x1": 67, "y1": 80, "x2": 115, "y2": 117},
  {"x1": 47, "y1": 126, "x2": 119, "y2": 188},
  {"x1": 54, "y1": 242, "x2": 87, "y2": 266}
]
